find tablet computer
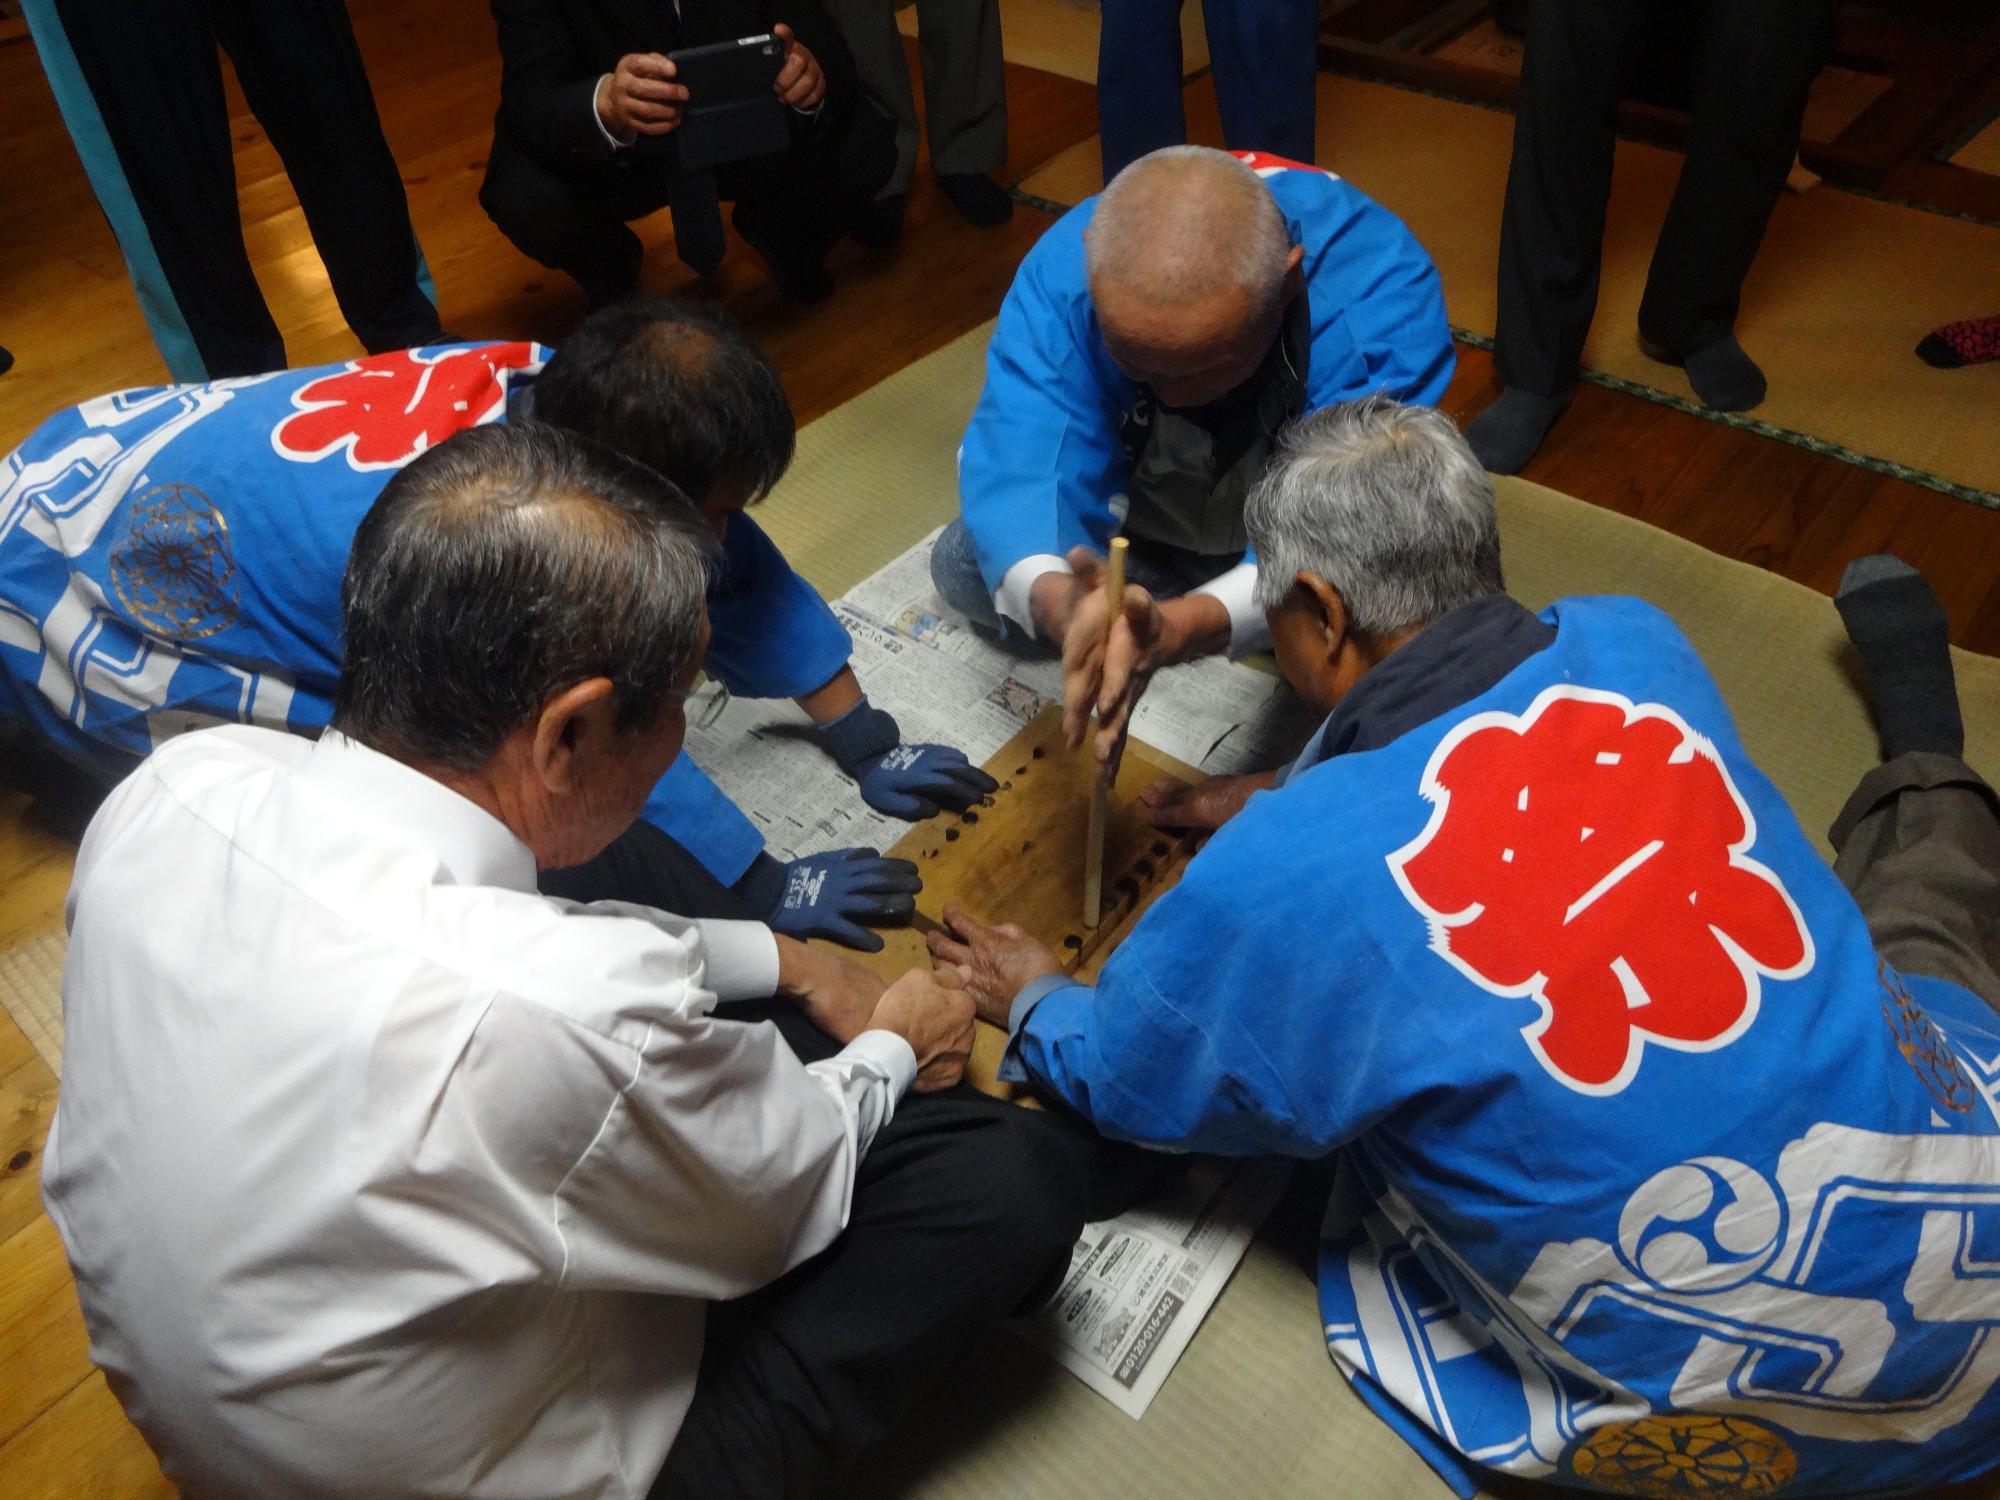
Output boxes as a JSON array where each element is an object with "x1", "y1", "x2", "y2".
[{"x1": 657, "y1": 33, "x2": 789, "y2": 170}]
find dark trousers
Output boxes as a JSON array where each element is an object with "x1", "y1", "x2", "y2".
[
  {"x1": 1493, "y1": 0, "x2": 1826, "y2": 397},
  {"x1": 823, "y1": 0, "x2": 1007, "y2": 194},
  {"x1": 1831, "y1": 752, "x2": 2000, "y2": 1015},
  {"x1": 25, "y1": 0, "x2": 440, "y2": 381},
  {"x1": 1097, "y1": 0, "x2": 1319, "y2": 180},
  {"x1": 545, "y1": 821, "x2": 1144, "y2": 1500},
  {"x1": 480, "y1": 112, "x2": 892, "y2": 302}
]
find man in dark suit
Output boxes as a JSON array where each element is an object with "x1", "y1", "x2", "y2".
[{"x1": 480, "y1": 0, "x2": 894, "y2": 304}]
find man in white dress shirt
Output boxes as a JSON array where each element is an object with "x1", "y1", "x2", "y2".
[{"x1": 43, "y1": 422, "x2": 1103, "y2": 1499}]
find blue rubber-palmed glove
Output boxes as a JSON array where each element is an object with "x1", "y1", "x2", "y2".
[
  {"x1": 735, "y1": 847, "x2": 922, "y2": 952},
  {"x1": 814, "y1": 697, "x2": 1000, "y2": 819}
]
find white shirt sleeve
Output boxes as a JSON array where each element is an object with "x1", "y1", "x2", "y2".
[
  {"x1": 1190, "y1": 560, "x2": 1270, "y2": 658},
  {"x1": 995, "y1": 553, "x2": 1073, "y2": 637},
  {"x1": 592, "y1": 74, "x2": 636, "y2": 149}
]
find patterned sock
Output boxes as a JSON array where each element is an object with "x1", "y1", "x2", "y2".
[
  {"x1": 1916, "y1": 314, "x2": 2000, "y2": 369},
  {"x1": 1835, "y1": 555, "x2": 1963, "y2": 761}
]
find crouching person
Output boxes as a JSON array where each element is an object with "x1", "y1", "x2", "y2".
[
  {"x1": 43, "y1": 423, "x2": 1093, "y2": 1500},
  {"x1": 932, "y1": 398, "x2": 2000, "y2": 1496}
]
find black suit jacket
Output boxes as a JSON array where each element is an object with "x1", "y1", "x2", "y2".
[{"x1": 489, "y1": 0, "x2": 859, "y2": 167}]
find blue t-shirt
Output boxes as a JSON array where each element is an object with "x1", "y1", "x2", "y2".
[
  {"x1": 1009, "y1": 596, "x2": 2000, "y2": 1496},
  {"x1": 0, "y1": 344, "x2": 851, "y2": 884}
]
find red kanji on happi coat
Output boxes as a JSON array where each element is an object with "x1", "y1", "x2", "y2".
[
  {"x1": 271, "y1": 343, "x2": 542, "y2": 471},
  {"x1": 1388, "y1": 685, "x2": 1814, "y2": 1095}
]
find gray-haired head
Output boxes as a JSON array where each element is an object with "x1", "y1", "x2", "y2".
[
  {"x1": 1084, "y1": 147, "x2": 1293, "y2": 317},
  {"x1": 1245, "y1": 397, "x2": 1503, "y2": 637},
  {"x1": 333, "y1": 421, "x2": 719, "y2": 772}
]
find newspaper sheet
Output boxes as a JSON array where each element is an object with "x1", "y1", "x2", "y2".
[
  {"x1": 686, "y1": 528, "x2": 1316, "y2": 862},
  {"x1": 686, "y1": 529, "x2": 1305, "y2": 1413},
  {"x1": 1014, "y1": 1157, "x2": 1294, "y2": 1419}
]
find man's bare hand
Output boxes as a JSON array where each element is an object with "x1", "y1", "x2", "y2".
[
  {"x1": 774, "y1": 936, "x2": 884, "y2": 1043},
  {"x1": 871, "y1": 966, "x2": 975, "y2": 1092},
  {"x1": 1057, "y1": 545, "x2": 1175, "y2": 779},
  {"x1": 597, "y1": 53, "x2": 687, "y2": 139},
  {"x1": 1139, "y1": 769, "x2": 1276, "y2": 832},
  {"x1": 924, "y1": 903, "x2": 1063, "y2": 1028},
  {"x1": 771, "y1": 24, "x2": 826, "y2": 111}
]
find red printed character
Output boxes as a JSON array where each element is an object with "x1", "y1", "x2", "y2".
[
  {"x1": 271, "y1": 343, "x2": 542, "y2": 471},
  {"x1": 1388, "y1": 686, "x2": 1813, "y2": 1095}
]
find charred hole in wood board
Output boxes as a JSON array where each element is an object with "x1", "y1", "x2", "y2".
[
  {"x1": 944, "y1": 828, "x2": 960, "y2": 842},
  {"x1": 1020, "y1": 839, "x2": 1035, "y2": 855},
  {"x1": 961, "y1": 810, "x2": 980, "y2": 824},
  {"x1": 1061, "y1": 934, "x2": 1084, "y2": 951},
  {"x1": 1000, "y1": 781, "x2": 1014, "y2": 792},
  {"x1": 1014, "y1": 764, "x2": 1028, "y2": 775},
  {"x1": 979, "y1": 795, "x2": 996, "y2": 808},
  {"x1": 1114, "y1": 876, "x2": 1141, "y2": 900},
  {"x1": 6, "y1": 1150, "x2": 30, "y2": 1173},
  {"x1": 1031, "y1": 746, "x2": 1047, "y2": 759},
  {"x1": 1150, "y1": 841, "x2": 1169, "y2": 857},
  {"x1": 1134, "y1": 858, "x2": 1154, "y2": 878}
]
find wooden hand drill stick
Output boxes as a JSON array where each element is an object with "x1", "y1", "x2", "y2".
[{"x1": 1083, "y1": 536, "x2": 1129, "y2": 930}]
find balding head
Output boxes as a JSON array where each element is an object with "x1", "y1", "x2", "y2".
[{"x1": 1083, "y1": 148, "x2": 1304, "y2": 409}]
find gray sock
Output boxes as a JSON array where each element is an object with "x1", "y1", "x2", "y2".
[
  {"x1": 1463, "y1": 388, "x2": 1570, "y2": 475},
  {"x1": 1835, "y1": 555, "x2": 1963, "y2": 760},
  {"x1": 1681, "y1": 335, "x2": 1767, "y2": 412}
]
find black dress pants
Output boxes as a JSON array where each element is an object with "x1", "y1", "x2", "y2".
[
  {"x1": 545, "y1": 821, "x2": 1147, "y2": 1500},
  {"x1": 31, "y1": 0, "x2": 440, "y2": 381},
  {"x1": 480, "y1": 107, "x2": 892, "y2": 303},
  {"x1": 1493, "y1": 0, "x2": 1827, "y2": 397}
]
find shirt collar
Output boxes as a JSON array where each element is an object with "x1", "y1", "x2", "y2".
[
  {"x1": 1289, "y1": 594, "x2": 1557, "y2": 776},
  {"x1": 304, "y1": 731, "x2": 539, "y2": 894}
]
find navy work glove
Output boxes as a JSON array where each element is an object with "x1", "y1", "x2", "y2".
[
  {"x1": 814, "y1": 697, "x2": 1000, "y2": 819},
  {"x1": 734, "y1": 847, "x2": 922, "y2": 952}
]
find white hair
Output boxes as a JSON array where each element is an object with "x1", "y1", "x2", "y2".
[
  {"x1": 1083, "y1": 146, "x2": 1292, "y2": 313},
  {"x1": 1245, "y1": 397, "x2": 1503, "y2": 636}
]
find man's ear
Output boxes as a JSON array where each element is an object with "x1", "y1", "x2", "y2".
[
  {"x1": 530, "y1": 677, "x2": 617, "y2": 795},
  {"x1": 1296, "y1": 571, "x2": 1349, "y2": 661},
  {"x1": 1277, "y1": 245, "x2": 1305, "y2": 309}
]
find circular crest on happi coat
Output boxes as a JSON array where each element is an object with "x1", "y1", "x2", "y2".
[{"x1": 110, "y1": 483, "x2": 241, "y2": 641}]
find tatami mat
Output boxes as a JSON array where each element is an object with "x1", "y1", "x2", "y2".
[
  {"x1": 1950, "y1": 112, "x2": 2000, "y2": 179},
  {"x1": 0, "y1": 929, "x2": 63, "y2": 1073},
  {"x1": 897, "y1": 0, "x2": 1206, "y2": 85},
  {"x1": 1020, "y1": 73, "x2": 2000, "y2": 508}
]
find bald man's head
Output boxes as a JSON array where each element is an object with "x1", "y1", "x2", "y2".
[{"x1": 1083, "y1": 148, "x2": 1304, "y2": 409}]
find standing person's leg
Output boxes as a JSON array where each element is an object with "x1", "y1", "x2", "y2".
[
  {"x1": 25, "y1": 0, "x2": 280, "y2": 379},
  {"x1": 653, "y1": 1089, "x2": 1100, "y2": 1500},
  {"x1": 1097, "y1": 0, "x2": 1187, "y2": 181},
  {"x1": 1829, "y1": 557, "x2": 2000, "y2": 1013},
  {"x1": 1202, "y1": 0, "x2": 1318, "y2": 164},
  {"x1": 915, "y1": 0, "x2": 1012, "y2": 226},
  {"x1": 211, "y1": 0, "x2": 442, "y2": 354},
  {"x1": 1636, "y1": 0, "x2": 1824, "y2": 412},
  {"x1": 1467, "y1": 0, "x2": 1638, "y2": 475},
  {"x1": 822, "y1": 0, "x2": 922, "y2": 219}
]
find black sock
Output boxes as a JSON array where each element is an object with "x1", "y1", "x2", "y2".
[
  {"x1": 937, "y1": 172, "x2": 1013, "y2": 228},
  {"x1": 1680, "y1": 334, "x2": 1766, "y2": 412},
  {"x1": 1835, "y1": 555, "x2": 1964, "y2": 761},
  {"x1": 1463, "y1": 387, "x2": 1569, "y2": 474}
]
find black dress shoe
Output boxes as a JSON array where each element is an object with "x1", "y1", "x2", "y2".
[
  {"x1": 849, "y1": 193, "x2": 907, "y2": 250},
  {"x1": 731, "y1": 202, "x2": 835, "y2": 304},
  {"x1": 937, "y1": 172, "x2": 1013, "y2": 228}
]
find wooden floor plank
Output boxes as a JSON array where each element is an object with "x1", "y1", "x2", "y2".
[
  {"x1": 0, "y1": 1371, "x2": 171, "y2": 1500},
  {"x1": 0, "y1": 1055, "x2": 60, "y2": 1247},
  {"x1": 0, "y1": 1216, "x2": 95, "y2": 1450}
]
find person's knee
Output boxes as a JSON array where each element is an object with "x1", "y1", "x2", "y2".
[
  {"x1": 930, "y1": 520, "x2": 1002, "y2": 629},
  {"x1": 958, "y1": 1109, "x2": 1094, "y2": 1268},
  {"x1": 478, "y1": 149, "x2": 568, "y2": 244}
]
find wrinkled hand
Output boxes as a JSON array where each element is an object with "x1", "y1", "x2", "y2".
[
  {"x1": 775, "y1": 936, "x2": 887, "y2": 1043},
  {"x1": 771, "y1": 24, "x2": 826, "y2": 111},
  {"x1": 1139, "y1": 770, "x2": 1275, "y2": 833},
  {"x1": 597, "y1": 52, "x2": 687, "y2": 139},
  {"x1": 1058, "y1": 545, "x2": 1173, "y2": 781},
  {"x1": 853, "y1": 743, "x2": 999, "y2": 820},
  {"x1": 924, "y1": 903, "x2": 1063, "y2": 1028},
  {"x1": 763, "y1": 848, "x2": 921, "y2": 952},
  {"x1": 871, "y1": 965, "x2": 976, "y2": 1092}
]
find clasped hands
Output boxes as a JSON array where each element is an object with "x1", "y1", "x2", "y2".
[{"x1": 596, "y1": 23, "x2": 824, "y2": 141}]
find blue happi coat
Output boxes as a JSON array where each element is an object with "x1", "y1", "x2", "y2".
[
  {"x1": 1006, "y1": 596, "x2": 2000, "y2": 1496},
  {"x1": 956, "y1": 152, "x2": 1456, "y2": 594},
  {"x1": 0, "y1": 343, "x2": 851, "y2": 884}
]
